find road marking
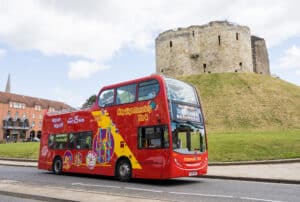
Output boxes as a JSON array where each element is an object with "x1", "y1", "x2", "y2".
[
  {"x1": 71, "y1": 182, "x2": 121, "y2": 189},
  {"x1": 71, "y1": 182, "x2": 286, "y2": 202},
  {"x1": 240, "y1": 196, "x2": 284, "y2": 202},
  {"x1": 124, "y1": 187, "x2": 163, "y2": 193},
  {"x1": 0, "y1": 180, "x2": 20, "y2": 184},
  {"x1": 168, "y1": 191, "x2": 234, "y2": 198}
]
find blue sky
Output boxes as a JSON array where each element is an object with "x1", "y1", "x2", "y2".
[{"x1": 0, "y1": 0, "x2": 300, "y2": 107}]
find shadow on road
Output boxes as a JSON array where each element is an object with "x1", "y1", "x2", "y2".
[{"x1": 40, "y1": 171, "x2": 202, "y2": 187}]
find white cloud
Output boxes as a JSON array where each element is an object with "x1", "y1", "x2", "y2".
[
  {"x1": 0, "y1": 48, "x2": 7, "y2": 58},
  {"x1": 1, "y1": 0, "x2": 300, "y2": 78},
  {"x1": 68, "y1": 60, "x2": 110, "y2": 79},
  {"x1": 50, "y1": 87, "x2": 87, "y2": 108},
  {"x1": 278, "y1": 46, "x2": 300, "y2": 70}
]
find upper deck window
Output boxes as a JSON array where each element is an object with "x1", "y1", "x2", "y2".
[
  {"x1": 99, "y1": 89, "x2": 114, "y2": 107},
  {"x1": 138, "y1": 79, "x2": 160, "y2": 101},
  {"x1": 116, "y1": 84, "x2": 136, "y2": 105},
  {"x1": 165, "y1": 78, "x2": 198, "y2": 105}
]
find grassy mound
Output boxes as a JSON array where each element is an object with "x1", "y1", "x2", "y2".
[{"x1": 182, "y1": 73, "x2": 300, "y2": 133}]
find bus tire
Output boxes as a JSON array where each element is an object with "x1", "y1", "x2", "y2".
[
  {"x1": 53, "y1": 157, "x2": 62, "y2": 175},
  {"x1": 116, "y1": 159, "x2": 132, "y2": 182}
]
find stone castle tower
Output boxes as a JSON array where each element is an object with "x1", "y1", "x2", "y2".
[{"x1": 155, "y1": 21, "x2": 270, "y2": 77}]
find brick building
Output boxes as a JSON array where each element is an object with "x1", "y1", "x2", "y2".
[{"x1": 0, "y1": 77, "x2": 71, "y2": 142}]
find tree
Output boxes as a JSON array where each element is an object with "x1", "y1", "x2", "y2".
[{"x1": 82, "y1": 95, "x2": 96, "y2": 109}]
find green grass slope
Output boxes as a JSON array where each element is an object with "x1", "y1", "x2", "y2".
[{"x1": 182, "y1": 73, "x2": 300, "y2": 133}]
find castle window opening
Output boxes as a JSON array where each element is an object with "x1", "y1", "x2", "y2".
[
  {"x1": 239, "y1": 62, "x2": 243, "y2": 68},
  {"x1": 192, "y1": 30, "x2": 195, "y2": 37},
  {"x1": 236, "y1": 33, "x2": 239, "y2": 40},
  {"x1": 161, "y1": 69, "x2": 164, "y2": 73},
  {"x1": 169, "y1": 41, "x2": 173, "y2": 48},
  {"x1": 203, "y1": 64, "x2": 207, "y2": 72},
  {"x1": 218, "y1": 35, "x2": 221, "y2": 46}
]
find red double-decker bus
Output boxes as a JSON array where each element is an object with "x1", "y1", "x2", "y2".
[{"x1": 38, "y1": 74, "x2": 208, "y2": 181}]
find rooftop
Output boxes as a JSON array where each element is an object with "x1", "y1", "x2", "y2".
[{"x1": 0, "y1": 91, "x2": 71, "y2": 110}]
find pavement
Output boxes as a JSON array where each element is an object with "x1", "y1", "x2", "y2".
[
  {"x1": 206, "y1": 161, "x2": 300, "y2": 184},
  {"x1": 0, "y1": 158, "x2": 299, "y2": 201},
  {"x1": 0, "y1": 180, "x2": 160, "y2": 202}
]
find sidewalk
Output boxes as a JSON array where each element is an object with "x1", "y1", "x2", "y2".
[
  {"x1": 0, "y1": 158, "x2": 299, "y2": 184},
  {"x1": 0, "y1": 179, "x2": 159, "y2": 202},
  {"x1": 205, "y1": 162, "x2": 300, "y2": 184}
]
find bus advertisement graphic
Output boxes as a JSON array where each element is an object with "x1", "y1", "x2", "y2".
[
  {"x1": 74, "y1": 152, "x2": 82, "y2": 167},
  {"x1": 86, "y1": 151, "x2": 97, "y2": 170},
  {"x1": 93, "y1": 128, "x2": 114, "y2": 164},
  {"x1": 63, "y1": 150, "x2": 73, "y2": 170}
]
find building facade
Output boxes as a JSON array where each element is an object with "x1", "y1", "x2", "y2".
[
  {"x1": 155, "y1": 21, "x2": 270, "y2": 77},
  {"x1": 0, "y1": 91, "x2": 70, "y2": 142}
]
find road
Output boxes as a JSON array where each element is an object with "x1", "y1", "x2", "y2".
[{"x1": 0, "y1": 165, "x2": 299, "y2": 202}]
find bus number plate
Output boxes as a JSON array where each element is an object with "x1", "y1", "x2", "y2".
[{"x1": 189, "y1": 171, "x2": 198, "y2": 176}]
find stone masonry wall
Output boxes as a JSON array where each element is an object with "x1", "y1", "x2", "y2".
[
  {"x1": 155, "y1": 21, "x2": 270, "y2": 77},
  {"x1": 251, "y1": 36, "x2": 270, "y2": 75}
]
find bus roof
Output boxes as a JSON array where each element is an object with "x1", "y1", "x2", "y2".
[{"x1": 98, "y1": 74, "x2": 165, "y2": 92}]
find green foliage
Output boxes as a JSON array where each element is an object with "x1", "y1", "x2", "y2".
[
  {"x1": 0, "y1": 142, "x2": 39, "y2": 159},
  {"x1": 82, "y1": 94, "x2": 96, "y2": 109},
  {"x1": 182, "y1": 73, "x2": 300, "y2": 133},
  {"x1": 208, "y1": 130, "x2": 300, "y2": 162}
]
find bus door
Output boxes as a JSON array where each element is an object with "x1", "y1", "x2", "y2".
[
  {"x1": 68, "y1": 131, "x2": 93, "y2": 171},
  {"x1": 137, "y1": 125, "x2": 169, "y2": 178}
]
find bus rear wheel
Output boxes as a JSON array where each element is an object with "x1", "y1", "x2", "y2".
[
  {"x1": 117, "y1": 159, "x2": 132, "y2": 182},
  {"x1": 53, "y1": 157, "x2": 62, "y2": 175}
]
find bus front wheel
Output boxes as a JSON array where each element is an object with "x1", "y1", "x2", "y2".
[
  {"x1": 53, "y1": 157, "x2": 62, "y2": 175},
  {"x1": 117, "y1": 159, "x2": 132, "y2": 182}
]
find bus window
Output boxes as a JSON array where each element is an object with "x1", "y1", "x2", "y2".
[
  {"x1": 165, "y1": 78, "x2": 198, "y2": 105},
  {"x1": 116, "y1": 84, "x2": 136, "y2": 104},
  {"x1": 69, "y1": 133, "x2": 75, "y2": 149},
  {"x1": 75, "y1": 131, "x2": 92, "y2": 149},
  {"x1": 54, "y1": 134, "x2": 68, "y2": 150},
  {"x1": 138, "y1": 125, "x2": 169, "y2": 149},
  {"x1": 99, "y1": 89, "x2": 114, "y2": 107},
  {"x1": 48, "y1": 135, "x2": 54, "y2": 149},
  {"x1": 138, "y1": 80, "x2": 159, "y2": 101}
]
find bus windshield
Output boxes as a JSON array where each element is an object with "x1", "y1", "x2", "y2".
[
  {"x1": 165, "y1": 77, "x2": 206, "y2": 154},
  {"x1": 165, "y1": 77, "x2": 198, "y2": 105},
  {"x1": 172, "y1": 122, "x2": 206, "y2": 154}
]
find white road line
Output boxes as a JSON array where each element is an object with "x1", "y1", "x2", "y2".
[
  {"x1": 71, "y1": 182, "x2": 121, "y2": 189},
  {"x1": 168, "y1": 191, "x2": 234, "y2": 198},
  {"x1": 124, "y1": 187, "x2": 163, "y2": 193},
  {"x1": 70, "y1": 182, "x2": 286, "y2": 202},
  {"x1": 0, "y1": 180, "x2": 20, "y2": 184},
  {"x1": 240, "y1": 197, "x2": 284, "y2": 202}
]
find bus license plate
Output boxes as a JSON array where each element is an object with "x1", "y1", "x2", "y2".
[{"x1": 189, "y1": 171, "x2": 198, "y2": 176}]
